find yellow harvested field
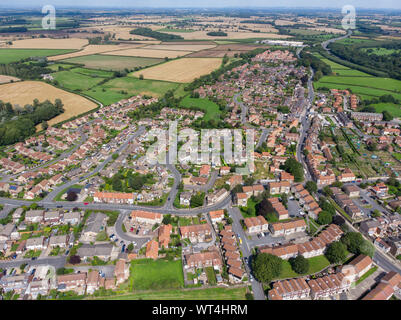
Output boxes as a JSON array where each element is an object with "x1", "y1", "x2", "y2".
[
  {"x1": 0, "y1": 81, "x2": 97, "y2": 126},
  {"x1": 105, "y1": 48, "x2": 192, "y2": 58},
  {"x1": 0, "y1": 75, "x2": 20, "y2": 84},
  {"x1": 160, "y1": 31, "x2": 290, "y2": 40},
  {"x1": 131, "y1": 58, "x2": 222, "y2": 83},
  {"x1": 7, "y1": 38, "x2": 88, "y2": 49},
  {"x1": 48, "y1": 44, "x2": 145, "y2": 61},
  {"x1": 143, "y1": 44, "x2": 217, "y2": 51}
]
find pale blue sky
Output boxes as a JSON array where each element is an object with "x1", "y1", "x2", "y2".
[{"x1": 1, "y1": 0, "x2": 401, "y2": 9}]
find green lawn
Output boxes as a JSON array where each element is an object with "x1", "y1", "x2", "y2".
[
  {"x1": 362, "y1": 47, "x2": 400, "y2": 56},
  {"x1": 130, "y1": 259, "x2": 184, "y2": 291},
  {"x1": 371, "y1": 103, "x2": 401, "y2": 118},
  {"x1": 275, "y1": 255, "x2": 331, "y2": 280},
  {"x1": 84, "y1": 77, "x2": 184, "y2": 105},
  {"x1": 205, "y1": 267, "x2": 217, "y2": 285},
  {"x1": 0, "y1": 48, "x2": 76, "y2": 64},
  {"x1": 180, "y1": 96, "x2": 222, "y2": 121},
  {"x1": 87, "y1": 287, "x2": 248, "y2": 300},
  {"x1": 355, "y1": 266, "x2": 378, "y2": 286},
  {"x1": 62, "y1": 54, "x2": 163, "y2": 72}
]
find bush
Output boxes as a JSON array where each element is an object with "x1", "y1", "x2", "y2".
[
  {"x1": 289, "y1": 255, "x2": 309, "y2": 274},
  {"x1": 317, "y1": 211, "x2": 333, "y2": 225}
]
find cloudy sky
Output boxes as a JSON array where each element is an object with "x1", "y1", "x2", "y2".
[{"x1": 1, "y1": 0, "x2": 400, "y2": 9}]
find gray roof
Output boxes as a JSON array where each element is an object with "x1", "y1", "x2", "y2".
[
  {"x1": 0, "y1": 224, "x2": 16, "y2": 237},
  {"x1": 77, "y1": 243, "x2": 113, "y2": 258},
  {"x1": 83, "y1": 213, "x2": 107, "y2": 234},
  {"x1": 25, "y1": 210, "x2": 45, "y2": 218}
]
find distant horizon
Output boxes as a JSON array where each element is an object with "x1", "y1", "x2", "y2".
[{"x1": 0, "y1": 0, "x2": 400, "y2": 11}]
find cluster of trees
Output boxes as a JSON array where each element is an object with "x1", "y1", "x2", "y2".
[
  {"x1": 329, "y1": 42, "x2": 401, "y2": 80},
  {"x1": 190, "y1": 192, "x2": 205, "y2": 208},
  {"x1": 325, "y1": 231, "x2": 375, "y2": 264},
  {"x1": 129, "y1": 27, "x2": 183, "y2": 41},
  {"x1": 206, "y1": 31, "x2": 227, "y2": 36},
  {"x1": 0, "y1": 99, "x2": 64, "y2": 146},
  {"x1": 103, "y1": 170, "x2": 154, "y2": 193},
  {"x1": 252, "y1": 253, "x2": 282, "y2": 283},
  {"x1": 0, "y1": 59, "x2": 52, "y2": 80},
  {"x1": 280, "y1": 157, "x2": 304, "y2": 182},
  {"x1": 299, "y1": 51, "x2": 332, "y2": 81}
]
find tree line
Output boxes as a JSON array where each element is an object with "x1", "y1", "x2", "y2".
[{"x1": 129, "y1": 27, "x2": 183, "y2": 41}]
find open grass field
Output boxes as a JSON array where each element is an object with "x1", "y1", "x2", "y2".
[
  {"x1": 0, "y1": 81, "x2": 97, "y2": 126},
  {"x1": 129, "y1": 259, "x2": 184, "y2": 291},
  {"x1": 69, "y1": 67, "x2": 115, "y2": 78},
  {"x1": 131, "y1": 57, "x2": 222, "y2": 83},
  {"x1": 180, "y1": 96, "x2": 222, "y2": 121},
  {"x1": 84, "y1": 77, "x2": 184, "y2": 105},
  {"x1": 0, "y1": 75, "x2": 20, "y2": 84},
  {"x1": 47, "y1": 63, "x2": 76, "y2": 71},
  {"x1": 105, "y1": 47, "x2": 192, "y2": 59},
  {"x1": 371, "y1": 103, "x2": 401, "y2": 117},
  {"x1": 275, "y1": 255, "x2": 331, "y2": 280},
  {"x1": 61, "y1": 54, "x2": 163, "y2": 71},
  {"x1": 87, "y1": 287, "x2": 248, "y2": 300},
  {"x1": 6, "y1": 38, "x2": 88, "y2": 49},
  {"x1": 0, "y1": 48, "x2": 76, "y2": 64},
  {"x1": 143, "y1": 44, "x2": 217, "y2": 51},
  {"x1": 188, "y1": 43, "x2": 263, "y2": 58},
  {"x1": 52, "y1": 70, "x2": 108, "y2": 91},
  {"x1": 47, "y1": 44, "x2": 144, "y2": 61}
]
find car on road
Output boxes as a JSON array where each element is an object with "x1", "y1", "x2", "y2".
[
  {"x1": 56, "y1": 205, "x2": 63, "y2": 208},
  {"x1": 130, "y1": 227, "x2": 134, "y2": 232},
  {"x1": 84, "y1": 202, "x2": 89, "y2": 206},
  {"x1": 250, "y1": 275, "x2": 254, "y2": 281},
  {"x1": 299, "y1": 210, "x2": 305, "y2": 216},
  {"x1": 121, "y1": 244, "x2": 126, "y2": 252},
  {"x1": 31, "y1": 257, "x2": 37, "y2": 260},
  {"x1": 65, "y1": 250, "x2": 69, "y2": 255}
]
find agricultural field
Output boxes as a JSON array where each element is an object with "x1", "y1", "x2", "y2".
[
  {"x1": 157, "y1": 27, "x2": 196, "y2": 33},
  {"x1": 129, "y1": 259, "x2": 184, "y2": 291},
  {"x1": 180, "y1": 96, "x2": 222, "y2": 121},
  {"x1": 131, "y1": 57, "x2": 222, "y2": 83},
  {"x1": 47, "y1": 44, "x2": 144, "y2": 61},
  {"x1": 105, "y1": 48, "x2": 192, "y2": 59},
  {"x1": 83, "y1": 77, "x2": 184, "y2": 105},
  {"x1": 47, "y1": 63, "x2": 76, "y2": 71},
  {"x1": 0, "y1": 48, "x2": 77, "y2": 64},
  {"x1": 158, "y1": 30, "x2": 290, "y2": 40},
  {"x1": 61, "y1": 54, "x2": 163, "y2": 71},
  {"x1": 0, "y1": 81, "x2": 97, "y2": 126},
  {"x1": 143, "y1": 43, "x2": 217, "y2": 51},
  {"x1": 0, "y1": 75, "x2": 20, "y2": 84},
  {"x1": 52, "y1": 69, "x2": 111, "y2": 91},
  {"x1": 88, "y1": 287, "x2": 248, "y2": 300},
  {"x1": 5, "y1": 38, "x2": 88, "y2": 49},
  {"x1": 314, "y1": 57, "x2": 401, "y2": 102},
  {"x1": 188, "y1": 43, "x2": 263, "y2": 58}
]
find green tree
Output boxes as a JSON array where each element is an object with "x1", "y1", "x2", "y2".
[
  {"x1": 305, "y1": 181, "x2": 317, "y2": 194},
  {"x1": 317, "y1": 211, "x2": 333, "y2": 225},
  {"x1": 325, "y1": 241, "x2": 348, "y2": 264},
  {"x1": 289, "y1": 255, "x2": 309, "y2": 274},
  {"x1": 281, "y1": 157, "x2": 304, "y2": 182},
  {"x1": 252, "y1": 253, "x2": 283, "y2": 283}
]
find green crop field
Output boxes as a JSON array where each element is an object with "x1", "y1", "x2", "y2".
[
  {"x1": 179, "y1": 96, "x2": 222, "y2": 121},
  {"x1": 88, "y1": 287, "x2": 248, "y2": 300},
  {"x1": 70, "y1": 67, "x2": 115, "y2": 78},
  {"x1": 47, "y1": 63, "x2": 77, "y2": 71},
  {"x1": 0, "y1": 48, "x2": 76, "y2": 64},
  {"x1": 83, "y1": 76, "x2": 184, "y2": 105},
  {"x1": 52, "y1": 70, "x2": 108, "y2": 91},
  {"x1": 129, "y1": 259, "x2": 184, "y2": 291},
  {"x1": 61, "y1": 54, "x2": 163, "y2": 71}
]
